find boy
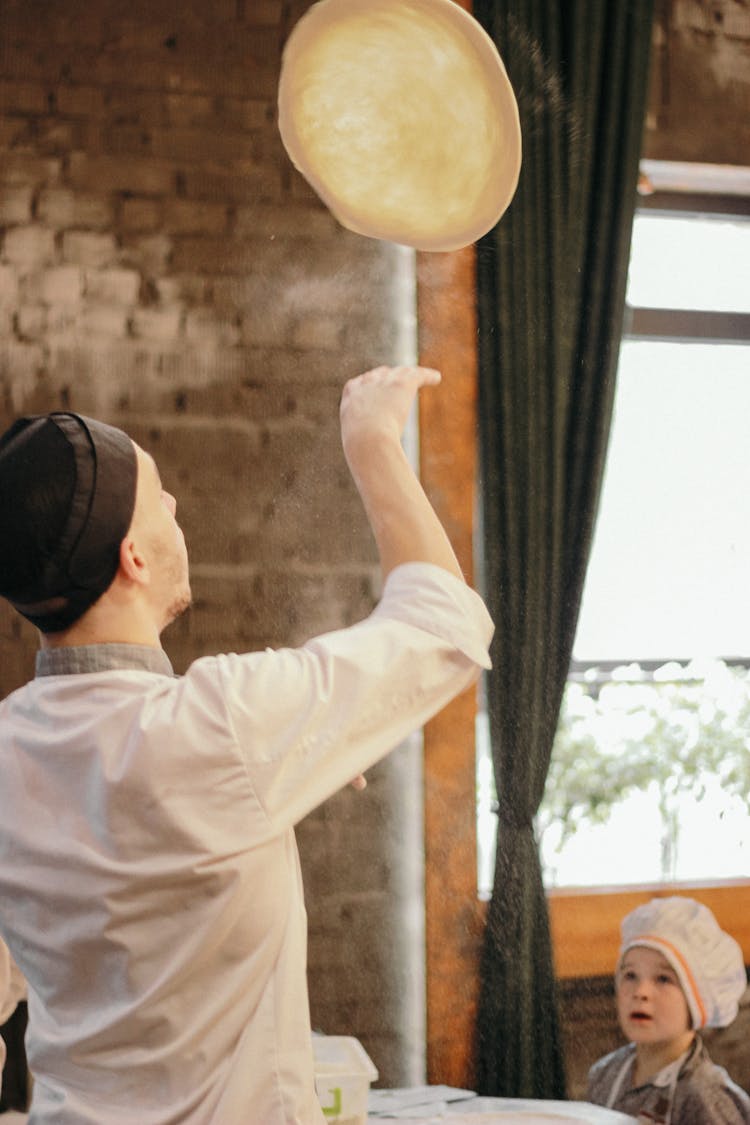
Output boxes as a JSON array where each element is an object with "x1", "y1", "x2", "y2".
[{"x1": 587, "y1": 896, "x2": 750, "y2": 1124}]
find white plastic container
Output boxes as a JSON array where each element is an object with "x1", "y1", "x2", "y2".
[{"x1": 312, "y1": 1035, "x2": 378, "y2": 1125}]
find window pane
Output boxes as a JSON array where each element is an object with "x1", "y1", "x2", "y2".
[
  {"x1": 626, "y1": 213, "x2": 750, "y2": 313},
  {"x1": 574, "y1": 341, "x2": 750, "y2": 663},
  {"x1": 537, "y1": 664, "x2": 750, "y2": 888},
  {"x1": 477, "y1": 662, "x2": 750, "y2": 895}
]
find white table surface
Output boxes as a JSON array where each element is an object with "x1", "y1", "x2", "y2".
[
  {"x1": 367, "y1": 1093, "x2": 637, "y2": 1123},
  {"x1": 0, "y1": 1095, "x2": 637, "y2": 1124}
]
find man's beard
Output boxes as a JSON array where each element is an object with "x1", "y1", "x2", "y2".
[{"x1": 163, "y1": 585, "x2": 192, "y2": 630}]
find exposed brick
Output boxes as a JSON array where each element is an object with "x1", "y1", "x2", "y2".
[
  {"x1": 2, "y1": 225, "x2": 56, "y2": 269},
  {"x1": 219, "y1": 98, "x2": 274, "y2": 132},
  {"x1": 0, "y1": 339, "x2": 45, "y2": 395},
  {"x1": 120, "y1": 233, "x2": 172, "y2": 274},
  {"x1": 61, "y1": 230, "x2": 118, "y2": 268},
  {"x1": 125, "y1": 374, "x2": 340, "y2": 424},
  {"x1": 180, "y1": 163, "x2": 281, "y2": 204},
  {"x1": 172, "y1": 235, "x2": 287, "y2": 275},
  {"x1": 84, "y1": 268, "x2": 140, "y2": 306},
  {"x1": 290, "y1": 315, "x2": 343, "y2": 352},
  {"x1": 0, "y1": 183, "x2": 33, "y2": 224},
  {"x1": 104, "y1": 125, "x2": 153, "y2": 159},
  {"x1": 0, "y1": 80, "x2": 50, "y2": 114},
  {"x1": 163, "y1": 199, "x2": 228, "y2": 236},
  {"x1": 239, "y1": 0, "x2": 284, "y2": 26},
  {"x1": 0, "y1": 632, "x2": 36, "y2": 697},
  {"x1": 120, "y1": 197, "x2": 162, "y2": 232},
  {"x1": 29, "y1": 117, "x2": 84, "y2": 156},
  {"x1": 130, "y1": 306, "x2": 183, "y2": 340},
  {"x1": 164, "y1": 93, "x2": 214, "y2": 129},
  {"x1": 38, "y1": 265, "x2": 84, "y2": 304},
  {"x1": 99, "y1": 0, "x2": 237, "y2": 23},
  {"x1": 234, "y1": 202, "x2": 336, "y2": 240},
  {"x1": 2, "y1": 8, "x2": 105, "y2": 49},
  {"x1": 43, "y1": 339, "x2": 165, "y2": 411},
  {"x1": 0, "y1": 153, "x2": 61, "y2": 186},
  {"x1": 54, "y1": 84, "x2": 107, "y2": 118},
  {"x1": 45, "y1": 305, "x2": 80, "y2": 335},
  {"x1": 0, "y1": 42, "x2": 59, "y2": 84},
  {"x1": 68, "y1": 152, "x2": 175, "y2": 195},
  {"x1": 100, "y1": 88, "x2": 167, "y2": 127},
  {"x1": 150, "y1": 346, "x2": 258, "y2": 388},
  {"x1": 15, "y1": 304, "x2": 47, "y2": 339},
  {"x1": 37, "y1": 187, "x2": 113, "y2": 230},
  {"x1": 240, "y1": 303, "x2": 294, "y2": 348},
  {"x1": 67, "y1": 50, "x2": 172, "y2": 93},
  {"x1": 155, "y1": 274, "x2": 210, "y2": 306},
  {"x1": 150, "y1": 126, "x2": 251, "y2": 165},
  {"x1": 242, "y1": 346, "x2": 354, "y2": 386},
  {"x1": 184, "y1": 308, "x2": 241, "y2": 348},
  {"x1": 80, "y1": 303, "x2": 130, "y2": 337},
  {"x1": 63, "y1": 46, "x2": 278, "y2": 100},
  {"x1": 289, "y1": 168, "x2": 323, "y2": 204},
  {"x1": 0, "y1": 266, "x2": 20, "y2": 306},
  {"x1": 0, "y1": 119, "x2": 27, "y2": 149}
]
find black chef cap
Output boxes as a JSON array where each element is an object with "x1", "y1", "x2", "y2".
[{"x1": 0, "y1": 412, "x2": 137, "y2": 633}]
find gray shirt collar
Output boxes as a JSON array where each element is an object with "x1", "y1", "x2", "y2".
[{"x1": 36, "y1": 643, "x2": 175, "y2": 678}]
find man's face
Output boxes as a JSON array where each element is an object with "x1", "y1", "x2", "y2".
[{"x1": 131, "y1": 445, "x2": 191, "y2": 631}]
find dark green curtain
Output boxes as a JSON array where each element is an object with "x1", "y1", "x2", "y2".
[{"x1": 473, "y1": 0, "x2": 655, "y2": 1098}]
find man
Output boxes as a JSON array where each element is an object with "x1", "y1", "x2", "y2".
[{"x1": 0, "y1": 365, "x2": 493, "y2": 1124}]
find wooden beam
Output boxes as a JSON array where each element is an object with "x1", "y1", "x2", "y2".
[
  {"x1": 417, "y1": 243, "x2": 483, "y2": 1088},
  {"x1": 548, "y1": 881, "x2": 750, "y2": 980}
]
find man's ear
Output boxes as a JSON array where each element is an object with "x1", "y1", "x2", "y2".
[{"x1": 119, "y1": 535, "x2": 149, "y2": 586}]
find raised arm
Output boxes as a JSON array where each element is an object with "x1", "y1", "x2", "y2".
[{"x1": 340, "y1": 365, "x2": 464, "y2": 583}]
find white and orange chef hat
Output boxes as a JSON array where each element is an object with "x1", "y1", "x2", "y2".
[{"x1": 619, "y1": 896, "x2": 748, "y2": 1029}]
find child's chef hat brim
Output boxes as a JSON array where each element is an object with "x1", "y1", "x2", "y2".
[{"x1": 619, "y1": 896, "x2": 747, "y2": 1029}]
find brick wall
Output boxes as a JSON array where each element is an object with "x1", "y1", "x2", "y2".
[
  {"x1": 644, "y1": 0, "x2": 750, "y2": 164},
  {"x1": 0, "y1": 0, "x2": 423, "y2": 1087}
]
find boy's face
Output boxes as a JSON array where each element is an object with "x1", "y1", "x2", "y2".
[{"x1": 616, "y1": 946, "x2": 693, "y2": 1048}]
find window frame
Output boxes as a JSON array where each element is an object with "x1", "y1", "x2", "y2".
[{"x1": 548, "y1": 163, "x2": 750, "y2": 976}]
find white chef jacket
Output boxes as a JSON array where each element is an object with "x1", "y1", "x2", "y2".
[{"x1": 0, "y1": 562, "x2": 493, "y2": 1125}]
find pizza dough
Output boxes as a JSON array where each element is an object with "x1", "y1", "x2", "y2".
[{"x1": 278, "y1": 0, "x2": 522, "y2": 251}]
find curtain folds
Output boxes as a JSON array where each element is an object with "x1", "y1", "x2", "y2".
[{"x1": 473, "y1": 0, "x2": 655, "y2": 1098}]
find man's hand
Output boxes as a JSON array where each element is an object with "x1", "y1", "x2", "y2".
[
  {"x1": 339, "y1": 363, "x2": 464, "y2": 583},
  {"x1": 340, "y1": 365, "x2": 441, "y2": 468}
]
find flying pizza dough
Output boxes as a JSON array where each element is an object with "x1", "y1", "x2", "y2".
[{"x1": 278, "y1": 0, "x2": 522, "y2": 251}]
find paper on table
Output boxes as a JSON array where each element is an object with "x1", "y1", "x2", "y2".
[{"x1": 368, "y1": 1086, "x2": 476, "y2": 1116}]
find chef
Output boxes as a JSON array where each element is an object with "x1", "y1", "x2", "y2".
[{"x1": 0, "y1": 365, "x2": 492, "y2": 1124}]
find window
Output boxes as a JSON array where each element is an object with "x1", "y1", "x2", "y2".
[{"x1": 478, "y1": 162, "x2": 750, "y2": 898}]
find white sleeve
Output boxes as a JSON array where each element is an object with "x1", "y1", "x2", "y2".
[{"x1": 210, "y1": 563, "x2": 493, "y2": 832}]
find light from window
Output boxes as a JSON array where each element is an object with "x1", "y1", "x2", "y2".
[
  {"x1": 626, "y1": 213, "x2": 750, "y2": 313},
  {"x1": 477, "y1": 202, "x2": 750, "y2": 895},
  {"x1": 573, "y1": 340, "x2": 750, "y2": 663}
]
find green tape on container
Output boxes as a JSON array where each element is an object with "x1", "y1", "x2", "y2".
[{"x1": 321, "y1": 1085, "x2": 342, "y2": 1117}]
